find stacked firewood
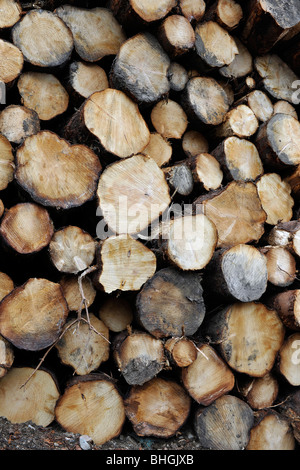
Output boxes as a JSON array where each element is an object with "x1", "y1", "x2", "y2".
[{"x1": 0, "y1": 0, "x2": 299, "y2": 450}]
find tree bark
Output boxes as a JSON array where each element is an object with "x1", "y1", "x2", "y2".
[{"x1": 241, "y1": 0, "x2": 300, "y2": 55}]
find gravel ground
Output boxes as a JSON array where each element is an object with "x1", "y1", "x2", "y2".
[{"x1": 0, "y1": 416, "x2": 203, "y2": 451}]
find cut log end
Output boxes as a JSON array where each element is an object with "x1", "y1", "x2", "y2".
[
  {"x1": 136, "y1": 267, "x2": 206, "y2": 338},
  {"x1": 95, "y1": 235, "x2": 156, "y2": 293},
  {"x1": 55, "y1": 374, "x2": 126, "y2": 446},
  {"x1": 49, "y1": 226, "x2": 96, "y2": 274},
  {"x1": 182, "y1": 343, "x2": 235, "y2": 405},
  {"x1": 113, "y1": 330, "x2": 165, "y2": 385},
  {"x1": 12, "y1": 9, "x2": 74, "y2": 67},
  {"x1": 194, "y1": 395, "x2": 254, "y2": 450},
  {"x1": 0, "y1": 278, "x2": 69, "y2": 351},
  {"x1": 204, "y1": 301, "x2": 285, "y2": 377},
  {"x1": 195, "y1": 20, "x2": 238, "y2": 67},
  {"x1": 97, "y1": 154, "x2": 170, "y2": 235},
  {"x1": 17, "y1": 72, "x2": 69, "y2": 121},
  {"x1": 15, "y1": 131, "x2": 101, "y2": 210},
  {"x1": 0, "y1": 367, "x2": 60, "y2": 427},
  {"x1": 125, "y1": 377, "x2": 191, "y2": 438},
  {"x1": 0, "y1": 203, "x2": 54, "y2": 255}
]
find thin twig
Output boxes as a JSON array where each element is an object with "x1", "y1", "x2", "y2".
[{"x1": 20, "y1": 265, "x2": 110, "y2": 388}]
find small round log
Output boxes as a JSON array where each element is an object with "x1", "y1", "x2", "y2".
[
  {"x1": 0, "y1": 367, "x2": 60, "y2": 426},
  {"x1": 194, "y1": 395, "x2": 254, "y2": 450},
  {"x1": 15, "y1": 131, "x2": 102, "y2": 209},
  {"x1": 0, "y1": 203, "x2": 54, "y2": 255},
  {"x1": 237, "y1": 373, "x2": 279, "y2": 411},
  {"x1": 55, "y1": 5, "x2": 126, "y2": 62},
  {"x1": 49, "y1": 226, "x2": 96, "y2": 274},
  {"x1": 95, "y1": 234, "x2": 156, "y2": 294},
  {"x1": 113, "y1": 330, "x2": 165, "y2": 385},
  {"x1": 0, "y1": 38, "x2": 23, "y2": 85},
  {"x1": 124, "y1": 377, "x2": 191, "y2": 438},
  {"x1": 55, "y1": 374, "x2": 126, "y2": 446},
  {"x1": 98, "y1": 296, "x2": 133, "y2": 333},
  {"x1": 182, "y1": 343, "x2": 235, "y2": 405},
  {"x1": 12, "y1": 9, "x2": 74, "y2": 67},
  {"x1": 278, "y1": 333, "x2": 300, "y2": 386},
  {"x1": 204, "y1": 301, "x2": 285, "y2": 377},
  {"x1": 17, "y1": 72, "x2": 69, "y2": 121},
  {"x1": 97, "y1": 154, "x2": 170, "y2": 235},
  {"x1": 136, "y1": 267, "x2": 206, "y2": 339},
  {"x1": 55, "y1": 314, "x2": 110, "y2": 375},
  {"x1": 0, "y1": 278, "x2": 69, "y2": 351},
  {"x1": 246, "y1": 411, "x2": 296, "y2": 450},
  {"x1": 0, "y1": 105, "x2": 40, "y2": 145},
  {"x1": 194, "y1": 20, "x2": 238, "y2": 67}
]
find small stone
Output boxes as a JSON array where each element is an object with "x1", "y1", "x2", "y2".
[{"x1": 79, "y1": 435, "x2": 93, "y2": 450}]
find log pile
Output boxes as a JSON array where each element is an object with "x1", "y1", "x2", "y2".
[{"x1": 0, "y1": 0, "x2": 299, "y2": 451}]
